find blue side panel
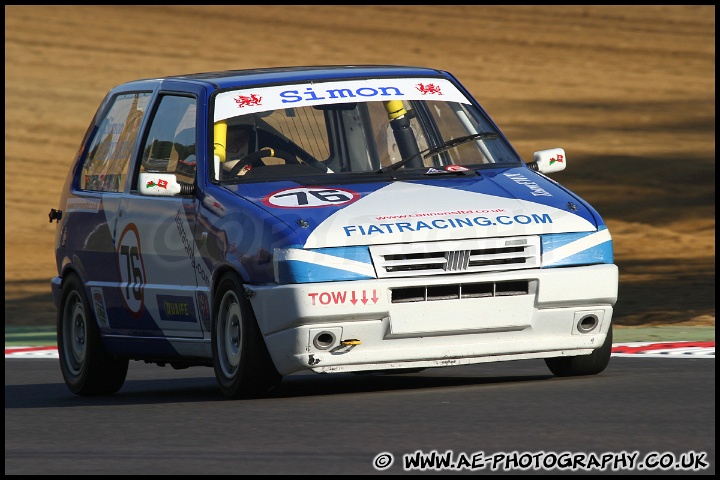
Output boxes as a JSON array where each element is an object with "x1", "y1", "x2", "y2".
[{"x1": 102, "y1": 337, "x2": 184, "y2": 359}]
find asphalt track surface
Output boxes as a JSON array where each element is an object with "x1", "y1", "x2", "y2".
[{"x1": 5, "y1": 349, "x2": 715, "y2": 475}]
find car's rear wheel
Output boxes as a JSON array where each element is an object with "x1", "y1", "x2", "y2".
[
  {"x1": 57, "y1": 274, "x2": 128, "y2": 395},
  {"x1": 212, "y1": 272, "x2": 282, "y2": 398},
  {"x1": 545, "y1": 323, "x2": 613, "y2": 377}
]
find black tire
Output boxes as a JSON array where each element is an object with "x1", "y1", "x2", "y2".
[
  {"x1": 545, "y1": 323, "x2": 613, "y2": 377},
  {"x1": 57, "y1": 274, "x2": 129, "y2": 395},
  {"x1": 212, "y1": 272, "x2": 282, "y2": 398}
]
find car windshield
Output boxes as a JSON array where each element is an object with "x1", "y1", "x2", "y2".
[{"x1": 212, "y1": 77, "x2": 523, "y2": 182}]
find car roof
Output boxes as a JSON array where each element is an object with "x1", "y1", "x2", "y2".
[{"x1": 121, "y1": 65, "x2": 450, "y2": 91}]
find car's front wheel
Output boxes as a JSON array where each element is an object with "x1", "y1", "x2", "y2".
[
  {"x1": 57, "y1": 274, "x2": 128, "y2": 395},
  {"x1": 212, "y1": 272, "x2": 282, "y2": 398},
  {"x1": 545, "y1": 324, "x2": 613, "y2": 377}
]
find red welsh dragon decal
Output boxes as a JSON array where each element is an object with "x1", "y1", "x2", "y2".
[
  {"x1": 415, "y1": 83, "x2": 443, "y2": 95},
  {"x1": 549, "y1": 153, "x2": 564, "y2": 165},
  {"x1": 146, "y1": 179, "x2": 168, "y2": 189},
  {"x1": 234, "y1": 93, "x2": 262, "y2": 108}
]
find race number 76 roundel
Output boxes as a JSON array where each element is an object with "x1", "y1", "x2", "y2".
[
  {"x1": 116, "y1": 223, "x2": 146, "y2": 317},
  {"x1": 262, "y1": 186, "x2": 360, "y2": 208}
]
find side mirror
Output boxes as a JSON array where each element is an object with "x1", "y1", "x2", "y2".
[
  {"x1": 138, "y1": 172, "x2": 194, "y2": 196},
  {"x1": 528, "y1": 148, "x2": 566, "y2": 174}
]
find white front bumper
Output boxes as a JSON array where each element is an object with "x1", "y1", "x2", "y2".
[{"x1": 248, "y1": 264, "x2": 618, "y2": 375}]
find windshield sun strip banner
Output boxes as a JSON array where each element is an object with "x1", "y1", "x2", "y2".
[{"x1": 214, "y1": 78, "x2": 469, "y2": 122}]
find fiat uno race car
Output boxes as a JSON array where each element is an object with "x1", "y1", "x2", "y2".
[{"x1": 50, "y1": 65, "x2": 618, "y2": 398}]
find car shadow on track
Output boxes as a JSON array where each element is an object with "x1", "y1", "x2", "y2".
[{"x1": 5, "y1": 368, "x2": 555, "y2": 408}]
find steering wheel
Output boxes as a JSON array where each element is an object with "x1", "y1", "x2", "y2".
[{"x1": 226, "y1": 148, "x2": 297, "y2": 177}]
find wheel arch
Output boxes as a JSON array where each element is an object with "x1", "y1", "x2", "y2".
[
  {"x1": 210, "y1": 263, "x2": 250, "y2": 307},
  {"x1": 58, "y1": 256, "x2": 91, "y2": 289}
]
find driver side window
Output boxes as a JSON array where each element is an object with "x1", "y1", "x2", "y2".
[{"x1": 138, "y1": 95, "x2": 197, "y2": 187}]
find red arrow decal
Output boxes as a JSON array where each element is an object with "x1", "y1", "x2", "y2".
[
  {"x1": 361, "y1": 290, "x2": 368, "y2": 305},
  {"x1": 371, "y1": 289, "x2": 379, "y2": 303},
  {"x1": 350, "y1": 291, "x2": 357, "y2": 305}
]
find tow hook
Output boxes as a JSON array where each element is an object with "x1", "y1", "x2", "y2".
[{"x1": 48, "y1": 208, "x2": 62, "y2": 223}]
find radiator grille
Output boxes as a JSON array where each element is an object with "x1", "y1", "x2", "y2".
[
  {"x1": 391, "y1": 280, "x2": 531, "y2": 303},
  {"x1": 370, "y1": 236, "x2": 540, "y2": 278}
]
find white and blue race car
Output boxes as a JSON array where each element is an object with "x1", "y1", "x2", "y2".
[{"x1": 50, "y1": 65, "x2": 618, "y2": 398}]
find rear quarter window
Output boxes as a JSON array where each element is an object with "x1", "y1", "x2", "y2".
[{"x1": 81, "y1": 92, "x2": 151, "y2": 192}]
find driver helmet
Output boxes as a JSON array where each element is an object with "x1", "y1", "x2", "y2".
[{"x1": 222, "y1": 120, "x2": 256, "y2": 172}]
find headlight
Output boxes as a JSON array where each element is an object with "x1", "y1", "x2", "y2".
[
  {"x1": 541, "y1": 226, "x2": 613, "y2": 267},
  {"x1": 274, "y1": 246, "x2": 376, "y2": 284}
]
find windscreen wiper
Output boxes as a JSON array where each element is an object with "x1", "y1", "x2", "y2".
[{"x1": 377, "y1": 132, "x2": 499, "y2": 173}]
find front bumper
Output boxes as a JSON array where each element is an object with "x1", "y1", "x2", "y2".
[{"x1": 248, "y1": 264, "x2": 618, "y2": 375}]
